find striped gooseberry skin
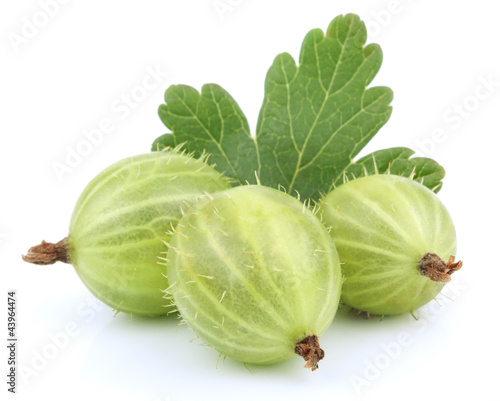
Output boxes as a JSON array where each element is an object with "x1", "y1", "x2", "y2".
[
  {"x1": 166, "y1": 185, "x2": 342, "y2": 367},
  {"x1": 68, "y1": 151, "x2": 231, "y2": 316},
  {"x1": 320, "y1": 174, "x2": 458, "y2": 316}
]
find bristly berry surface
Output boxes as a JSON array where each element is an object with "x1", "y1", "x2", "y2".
[
  {"x1": 23, "y1": 151, "x2": 231, "y2": 317},
  {"x1": 320, "y1": 174, "x2": 461, "y2": 316},
  {"x1": 166, "y1": 185, "x2": 342, "y2": 369}
]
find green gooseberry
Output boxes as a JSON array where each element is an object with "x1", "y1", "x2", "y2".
[
  {"x1": 165, "y1": 185, "x2": 342, "y2": 370},
  {"x1": 320, "y1": 174, "x2": 462, "y2": 316},
  {"x1": 23, "y1": 151, "x2": 231, "y2": 316}
]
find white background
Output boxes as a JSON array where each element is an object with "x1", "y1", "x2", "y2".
[{"x1": 1, "y1": 1, "x2": 499, "y2": 400}]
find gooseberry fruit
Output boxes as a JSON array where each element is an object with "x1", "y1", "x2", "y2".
[
  {"x1": 164, "y1": 185, "x2": 342, "y2": 370},
  {"x1": 320, "y1": 174, "x2": 462, "y2": 316},
  {"x1": 23, "y1": 151, "x2": 231, "y2": 316}
]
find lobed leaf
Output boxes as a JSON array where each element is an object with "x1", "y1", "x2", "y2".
[
  {"x1": 158, "y1": 84, "x2": 258, "y2": 185},
  {"x1": 151, "y1": 133, "x2": 175, "y2": 151},
  {"x1": 332, "y1": 147, "x2": 446, "y2": 195},
  {"x1": 256, "y1": 14, "x2": 393, "y2": 200},
  {"x1": 154, "y1": 14, "x2": 445, "y2": 200}
]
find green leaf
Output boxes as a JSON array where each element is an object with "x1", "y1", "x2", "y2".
[
  {"x1": 154, "y1": 13, "x2": 445, "y2": 200},
  {"x1": 157, "y1": 84, "x2": 258, "y2": 184},
  {"x1": 332, "y1": 147, "x2": 446, "y2": 194},
  {"x1": 256, "y1": 13, "x2": 393, "y2": 200},
  {"x1": 151, "y1": 133, "x2": 175, "y2": 151}
]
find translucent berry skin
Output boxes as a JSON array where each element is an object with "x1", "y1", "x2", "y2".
[
  {"x1": 166, "y1": 185, "x2": 342, "y2": 366},
  {"x1": 68, "y1": 152, "x2": 231, "y2": 316},
  {"x1": 320, "y1": 174, "x2": 458, "y2": 316}
]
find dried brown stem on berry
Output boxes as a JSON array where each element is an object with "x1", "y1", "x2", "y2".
[
  {"x1": 418, "y1": 253, "x2": 462, "y2": 283},
  {"x1": 22, "y1": 238, "x2": 70, "y2": 265},
  {"x1": 294, "y1": 335, "x2": 325, "y2": 371}
]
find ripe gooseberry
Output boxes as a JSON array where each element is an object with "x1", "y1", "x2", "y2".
[
  {"x1": 23, "y1": 151, "x2": 231, "y2": 316},
  {"x1": 320, "y1": 174, "x2": 462, "y2": 316},
  {"x1": 164, "y1": 185, "x2": 342, "y2": 370}
]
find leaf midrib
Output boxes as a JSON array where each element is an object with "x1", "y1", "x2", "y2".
[{"x1": 287, "y1": 19, "x2": 353, "y2": 193}]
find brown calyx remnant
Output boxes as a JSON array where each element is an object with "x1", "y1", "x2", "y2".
[
  {"x1": 294, "y1": 335, "x2": 325, "y2": 371},
  {"x1": 22, "y1": 238, "x2": 70, "y2": 265},
  {"x1": 418, "y1": 253, "x2": 462, "y2": 283}
]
